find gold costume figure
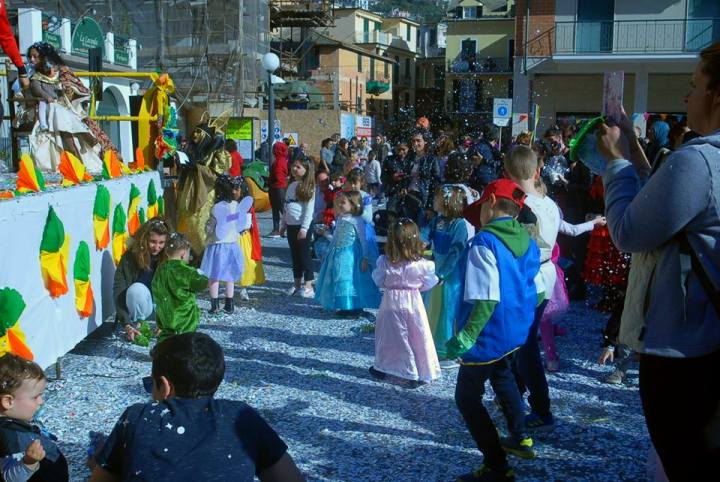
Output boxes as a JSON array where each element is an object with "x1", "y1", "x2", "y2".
[{"x1": 176, "y1": 113, "x2": 231, "y2": 257}]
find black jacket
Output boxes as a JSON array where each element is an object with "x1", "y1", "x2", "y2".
[{"x1": 0, "y1": 417, "x2": 68, "y2": 482}]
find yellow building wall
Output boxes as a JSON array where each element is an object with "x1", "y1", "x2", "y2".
[{"x1": 445, "y1": 19, "x2": 514, "y2": 66}]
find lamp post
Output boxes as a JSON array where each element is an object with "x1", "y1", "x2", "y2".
[{"x1": 262, "y1": 52, "x2": 280, "y2": 163}]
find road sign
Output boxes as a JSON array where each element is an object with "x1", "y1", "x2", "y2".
[
  {"x1": 260, "y1": 120, "x2": 282, "y2": 143},
  {"x1": 285, "y1": 133, "x2": 299, "y2": 147},
  {"x1": 493, "y1": 98, "x2": 512, "y2": 127}
]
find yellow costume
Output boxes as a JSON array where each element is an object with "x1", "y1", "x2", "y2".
[
  {"x1": 176, "y1": 115, "x2": 231, "y2": 257},
  {"x1": 238, "y1": 230, "x2": 265, "y2": 286}
]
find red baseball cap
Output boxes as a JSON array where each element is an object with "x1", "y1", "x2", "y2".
[{"x1": 478, "y1": 179, "x2": 526, "y2": 208}]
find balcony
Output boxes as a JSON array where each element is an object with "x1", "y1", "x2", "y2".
[
  {"x1": 367, "y1": 79, "x2": 391, "y2": 95},
  {"x1": 355, "y1": 30, "x2": 393, "y2": 46},
  {"x1": 555, "y1": 18, "x2": 720, "y2": 55}
]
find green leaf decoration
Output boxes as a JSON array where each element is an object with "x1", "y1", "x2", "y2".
[
  {"x1": 0, "y1": 288, "x2": 25, "y2": 337},
  {"x1": 34, "y1": 164, "x2": 46, "y2": 191},
  {"x1": 147, "y1": 179, "x2": 157, "y2": 205},
  {"x1": 129, "y1": 183, "x2": 140, "y2": 203},
  {"x1": 73, "y1": 241, "x2": 91, "y2": 282},
  {"x1": 138, "y1": 207, "x2": 146, "y2": 225},
  {"x1": 93, "y1": 185, "x2": 111, "y2": 219},
  {"x1": 158, "y1": 196, "x2": 165, "y2": 215},
  {"x1": 112, "y1": 204, "x2": 127, "y2": 235},
  {"x1": 40, "y1": 207, "x2": 65, "y2": 253}
]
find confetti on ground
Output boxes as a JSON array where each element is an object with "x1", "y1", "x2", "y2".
[{"x1": 40, "y1": 213, "x2": 649, "y2": 481}]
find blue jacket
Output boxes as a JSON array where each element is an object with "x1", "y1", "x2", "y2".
[
  {"x1": 456, "y1": 218, "x2": 540, "y2": 364},
  {"x1": 603, "y1": 130, "x2": 720, "y2": 357}
]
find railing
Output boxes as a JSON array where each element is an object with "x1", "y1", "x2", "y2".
[
  {"x1": 355, "y1": 30, "x2": 393, "y2": 46},
  {"x1": 555, "y1": 18, "x2": 720, "y2": 54},
  {"x1": 448, "y1": 56, "x2": 511, "y2": 74}
]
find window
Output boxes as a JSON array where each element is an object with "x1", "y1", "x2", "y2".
[
  {"x1": 404, "y1": 58, "x2": 410, "y2": 79},
  {"x1": 384, "y1": 58, "x2": 389, "y2": 78},
  {"x1": 370, "y1": 58, "x2": 375, "y2": 80},
  {"x1": 393, "y1": 55, "x2": 400, "y2": 83},
  {"x1": 576, "y1": 0, "x2": 613, "y2": 52},
  {"x1": 374, "y1": 21, "x2": 381, "y2": 31},
  {"x1": 406, "y1": 25, "x2": 411, "y2": 42},
  {"x1": 358, "y1": 54, "x2": 363, "y2": 72},
  {"x1": 462, "y1": 7, "x2": 476, "y2": 19},
  {"x1": 461, "y1": 39, "x2": 476, "y2": 60},
  {"x1": 429, "y1": 28, "x2": 437, "y2": 46}
]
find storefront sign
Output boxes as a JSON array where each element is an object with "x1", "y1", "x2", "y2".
[
  {"x1": 71, "y1": 17, "x2": 104, "y2": 57},
  {"x1": 227, "y1": 118, "x2": 253, "y2": 141},
  {"x1": 114, "y1": 36, "x2": 130, "y2": 65}
]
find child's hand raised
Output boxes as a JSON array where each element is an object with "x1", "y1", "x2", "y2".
[
  {"x1": 593, "y1": 216, "x2": 607, "y2": 226},
  {"x1": 23, "y1": 439, "x2": 46, "y2": 466}
]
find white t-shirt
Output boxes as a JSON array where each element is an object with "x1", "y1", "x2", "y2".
[{"x1": 524, "y1": 193, "x2": 561, "y2": 295}]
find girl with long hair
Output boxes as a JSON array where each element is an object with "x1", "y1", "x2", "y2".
[{"x1": 281, "y1": 157, "x2": 317, "y2": 297}]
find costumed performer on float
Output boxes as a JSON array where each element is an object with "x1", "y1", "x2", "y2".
[
  {"x1": 176, "y1": 112, "x2": 232, "y2": 257},
  {"x1": 25, "y1": 42, "x2": 118, "y2": 173}
]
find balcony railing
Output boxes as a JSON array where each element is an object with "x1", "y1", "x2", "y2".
[
  {"x1": 355, "y1": 30, "x2": 393, "y2": 46},
  {"x1": 555, "y1": 18, "x2": 720, "y2": 55}
]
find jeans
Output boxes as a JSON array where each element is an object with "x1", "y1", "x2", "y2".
[
  {"x1": 269, "y1": 187, "x2": 286, "y2": 231},
  {"x1": 455, "y1": 356, "x2": 526, "y2": 471},
  {"x1": 286, "y1": 225, "x2": 314, "y2": 282},
  {"x1": 513, "y1": 300, "x2": 552, "y2": 418},
  {"x1": 639, "y1": 349, "x2": 720, "y2": 481},
  {"x1": 126, "y1": 282, "x2": 154, "y2": 322}
]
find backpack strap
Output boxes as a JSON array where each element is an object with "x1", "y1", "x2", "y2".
[{"x1": 677, "y1": 232, "x2": 720, "y2": 317}]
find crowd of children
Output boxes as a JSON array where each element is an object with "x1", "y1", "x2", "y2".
[{"x1": 0, "y1": 123, "x2": 681, "y2": 482}]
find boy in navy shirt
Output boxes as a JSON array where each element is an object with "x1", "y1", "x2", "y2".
[
  {"x1": 91, "y1": 332, "x2": 304, "y2": 482},
  {"x1": 447, "y1": 179, "x2": 544, "y2": 482}
]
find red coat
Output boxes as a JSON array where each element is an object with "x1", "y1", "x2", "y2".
[
  {"x1": 0, "y1": 1, "x2": 26, "y2": 73},
  {"x1": 229, "y1": 151, "x2": 243, "y2": 177},
  {"x1": 269, "y1": 142, "x2": 289, "y2": 189}
]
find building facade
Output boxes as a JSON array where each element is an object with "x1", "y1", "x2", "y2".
[
  {"x1": 444, "y1": 0, "x2": 515, "y2": 124},
  {"x1": 514, "y1": 0, "x2": 720, "y2": 132}
]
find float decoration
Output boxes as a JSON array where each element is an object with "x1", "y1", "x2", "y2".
[
  {"x1": 16, "y1": 154, "x2": 46, "y2": 193},
  {"x1": 0, "y1": 288, "x2": 33, "y2": 360},
  {"x1": 73, "y1": 241, "x2": 94, "y2": 318},
  {"x1": 127, "y1": 184, "x2": 141, "y2": 236},
  {"x1": 59, "y1": 151, "x2": 93, "y2": 187},
  {"x1": 112, "y1": 204, "x2": 127, "y2": 265},
  {"x1": 93, "y1": 185, "x2": 111, "y2": 250},
  {"x1": 39, "y1": 207, "x2": 70, "y2": 298}
]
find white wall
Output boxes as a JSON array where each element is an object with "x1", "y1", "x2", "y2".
[{"x1": 614, "y1": 0, "x2": 687, "y2": 20}]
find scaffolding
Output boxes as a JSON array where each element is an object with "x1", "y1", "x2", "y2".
[
  {"x1": 10, "y1": 0, "x2": 270, "y2": 115},
  {"x1": 269, "y1": 0, "x2": 334, "y2": 77}
]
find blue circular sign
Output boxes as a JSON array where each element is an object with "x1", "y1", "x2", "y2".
[{"x1": 497, "y1": 106, "x2": 508, "y2": 116}]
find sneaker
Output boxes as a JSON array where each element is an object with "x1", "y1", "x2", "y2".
[
  {"x1": 545, "y1": 359, "x2": 560, "y2": 372},
  {"x1": 525, "y1": 412, "x2": 555, "y2": 432},
  {"x1": 299, "y1": 287, "x2": 315, "y2": 298},
  {"x1": 456, "y1": 464, "x2": 515, "y2": 482},
  {"x1": 286, "y1": 286, "x2": 299, "y2": 296},
  {"x1": 368, "y1": 366, "x2": 387, "y2": 380},
  {"x1": 439, "y1": 359, "x2": 460, "y2": 369},
  {"x1": 266, "y1": 231, "x2": 281, "y2": 238},
  {"x1": 605, "y1": 369, "x2": 625, "y2": 385},
  {"x1": 500, "y1": 436, "x2": 535, "y2": 459},
  {"x1": 238, "y1": 289, "x2": 250, "y2": 301}
]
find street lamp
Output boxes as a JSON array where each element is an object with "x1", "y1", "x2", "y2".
[{"x1": 262, "y1": 52, "x2": 280, "y2": 163}]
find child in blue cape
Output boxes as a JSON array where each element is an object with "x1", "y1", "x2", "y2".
[{"x1": 315, "y1": 190, "x2": 381, "y2": 317}]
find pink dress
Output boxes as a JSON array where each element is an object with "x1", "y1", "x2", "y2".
[{"x1": 372, "y1": 256, "x2": 441, "y2": 383}]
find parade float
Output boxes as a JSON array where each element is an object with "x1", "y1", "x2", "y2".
[{"x1": 0, "y1": 71, "x2": 172, "y2": 369}]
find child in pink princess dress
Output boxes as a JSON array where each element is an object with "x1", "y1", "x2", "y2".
[{"x1": 370, "y1": 218, "x2": 440, "y2": 388}]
